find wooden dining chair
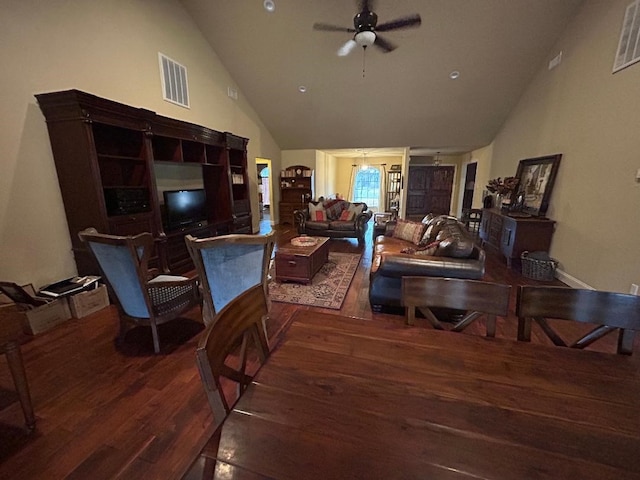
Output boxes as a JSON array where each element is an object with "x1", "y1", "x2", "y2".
[
  {"x1": 401, "y1": 276, "x2": 511, "y2": 337},
  {"x1": 185, "y1": 231, "x2": 275, "y2": 326},
  {"x1": 195, "y1": 283, "x2": 270, "y2": 422},
  {"x1": 516, "y1": 285, "x2": 640, "y2": 355},
  {"x1": 78, "y1": 228, "x2": 201, "y2": 354},
  {"x1": 185, "y1": 283, "x2": 271, "y2": 480}
]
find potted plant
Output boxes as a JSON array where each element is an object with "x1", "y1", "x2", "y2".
[{"x1": 486, "y1": 177, "x2": 519, "y2": 210}]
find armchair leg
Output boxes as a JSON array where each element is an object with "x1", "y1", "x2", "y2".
[{"x1": 150, "y1": 322, "x2": 161, "y2": 354}]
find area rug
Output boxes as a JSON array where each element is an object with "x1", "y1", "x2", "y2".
[{"x1": 269, "y1": 252, "x2": 361, "y2": 310}]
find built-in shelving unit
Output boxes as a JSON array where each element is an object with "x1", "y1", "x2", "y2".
[
  {"x1": 36, "y1": 89, "x2": 252, "y2": 275},
  {"x1": 386, "y1": 166, "x2": 401, "y2": 212},
  {"x1": 279, "y1": 165, "x2": 313, "y2": 225}
]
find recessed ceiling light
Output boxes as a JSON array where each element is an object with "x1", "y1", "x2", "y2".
[
  {"x1": 449, "y1": 71, "x2": 460, "y2": 80},
  {"x1": 263, "y1": 0, "x2": 275, "y2": 13},
  {"x1": 298, "y1": 85, "x2": 307, "y2": 93}
]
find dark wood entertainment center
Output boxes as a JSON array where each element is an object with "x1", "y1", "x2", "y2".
[{"x1": 36, "y1": 89, "x2": 252, "y2": 275}]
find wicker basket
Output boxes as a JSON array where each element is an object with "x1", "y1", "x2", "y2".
[{"x1": 520, "y1": 251, "x2": 558, "y2": 281}]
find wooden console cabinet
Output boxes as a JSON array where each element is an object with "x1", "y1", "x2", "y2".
[
  {"x1": 36, "y1": 89, "x2": 252, "y2": 275},
  {"x1": 479, "y1": 208, "x2": 555, "y2": 268}
]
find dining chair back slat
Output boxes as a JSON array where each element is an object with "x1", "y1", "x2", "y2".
[
  {"x1": 516, "y1": 286, "x2": 640, "y2": 355},
  {"x1": 401, "y1": 277, "x2": 511, "y2": 337},
  {"x1": 195, "y1": 284, "x2": 270, "y2": 426}
]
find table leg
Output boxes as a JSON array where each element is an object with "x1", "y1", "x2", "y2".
[{"x1": 5, "y1": 342, "x2": 36, "y2": 431}]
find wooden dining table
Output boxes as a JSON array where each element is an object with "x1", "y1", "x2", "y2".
[{"x1": 191, "y1": 310, "x2": 640, "y2": 479}]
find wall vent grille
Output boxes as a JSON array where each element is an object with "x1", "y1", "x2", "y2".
[
  {"x1": 159, "y1": 53, "x2": 190, "y2": 108},
  {"x1": 613, "y1": 0, "x2": 640, "y2": 73}
]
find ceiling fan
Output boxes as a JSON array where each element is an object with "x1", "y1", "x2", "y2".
[{"x1": 312, "y1": 0, "x2": 422, "y2": 57}]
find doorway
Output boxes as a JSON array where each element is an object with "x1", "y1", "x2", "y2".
[
  {"x1": 462, "y1": 162, "x2": 477, "y2": 210},
  {"x1": 256, "y1": 158, "x2": 273, "y2": 231}
]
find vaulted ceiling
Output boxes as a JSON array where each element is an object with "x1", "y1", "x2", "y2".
[{"x1": 181, "y1": 0, "x2": 584, "y2": 153}]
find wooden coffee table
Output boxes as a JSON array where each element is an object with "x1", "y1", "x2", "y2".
[{"x1": 275, "y1": 237, "x2": 330, "y2": 284}]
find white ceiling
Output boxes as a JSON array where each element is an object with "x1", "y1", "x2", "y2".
[{"x1": 181, "y1": 0, "x2": 584, "y2": 154}]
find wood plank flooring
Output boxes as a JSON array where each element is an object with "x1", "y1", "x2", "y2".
[{"x1": 0, "y1": 222, "x2": 633, "y2": 479}]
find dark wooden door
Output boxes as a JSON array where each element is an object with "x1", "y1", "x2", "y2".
[{"x1": 406, "y1": 166, "x2": 455, "y2": 217}]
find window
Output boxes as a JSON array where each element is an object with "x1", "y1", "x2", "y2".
[{"x1": 352, "y1": 167, "x2": 380, "y2": 209}]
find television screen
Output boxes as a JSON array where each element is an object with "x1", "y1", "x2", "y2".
[{"x1": 163, "y1": 189, "x2": 207, "y2": 230}]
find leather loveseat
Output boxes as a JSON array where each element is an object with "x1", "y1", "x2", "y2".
[
  {"x1": 369, "y1": 214, "x2": 485, "y2": 310},
  {"x1": 294, "y1": 200, "x2": 373, "y2": 244}
]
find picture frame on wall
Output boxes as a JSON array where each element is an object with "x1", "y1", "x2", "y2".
[{"x1": 515, "y1": 154, "x2": 562, "y2": 217}]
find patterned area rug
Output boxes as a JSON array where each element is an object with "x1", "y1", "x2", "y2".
[{"x1": 269, "y1": 252, "x2": 361, "y2": 310}]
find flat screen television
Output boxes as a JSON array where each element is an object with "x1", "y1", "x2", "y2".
[{"x1": 163, "y1": 189, "x2": 207, "y2": 230}]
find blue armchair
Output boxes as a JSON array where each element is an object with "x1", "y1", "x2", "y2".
[
  {"x1": 185, "y1": 231, "x2": 275, "y2": 325},
  {"x1": 78, "y1": 228, "x2": 201, "y2": 354}
]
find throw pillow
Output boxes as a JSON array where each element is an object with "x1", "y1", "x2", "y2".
[
  {"x1": 392, "y1": 219, "x2": 426, "y2": 245},
  {"x1": 339, "y1": 209, "x2": 355, "y2": 221},
  {"x1": 347, "y1": 203, "x2": 364, "y2": 217},
  {"x1": 308, "y1": 202, "x2": 327, "y2": 221},
  {"x1": 324, "y1": 199, "x2": 347, "y2": 220}
]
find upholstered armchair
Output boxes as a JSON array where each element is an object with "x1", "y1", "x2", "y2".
[
  {"x1": 78, "y1": 228, "x2": 200, "y2": 354},
  {"x1": 185, "y1": 231, "x2": 276, "y2": 326}
]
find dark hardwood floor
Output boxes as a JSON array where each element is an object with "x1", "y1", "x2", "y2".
[{"x1": 0, "y1": 221, "x2": 633, "y2": 479}]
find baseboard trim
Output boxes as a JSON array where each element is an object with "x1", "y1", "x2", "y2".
[{"x1": 555, "y1": 268, "x2": 593, "y2": 290}]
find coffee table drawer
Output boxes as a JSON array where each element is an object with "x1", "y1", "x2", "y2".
[{"x1": 275, "y1": 254, "x2": 312, "y2": 283}]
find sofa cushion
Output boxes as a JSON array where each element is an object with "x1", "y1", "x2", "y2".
[
  {"x1": 435, "y1": 236, "x2": 474, "y2": 258},
  {"x1": 305, "y1": 220, "x2": 331, "y2": 230},
  {"x1": 328, "y1": 220, "x2": 356, "y2": 231},
  {"x1": 392, "y1": 219, "x2": 426, "y2": 245},
  {"x1": 309, "y1": 202, "x2": 327, "y2": 221}
]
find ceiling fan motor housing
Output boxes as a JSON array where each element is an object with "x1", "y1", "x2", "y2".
[{"x1": 354, "y1": 10, "x2": 377, "y2": 32}]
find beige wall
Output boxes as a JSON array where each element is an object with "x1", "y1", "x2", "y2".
[
  {"x1": 488, "y1": 0, "x2": 640, "y2": 292},
  {"x1": 0, "y1": 0, "x2": 280, "y2": 289}
]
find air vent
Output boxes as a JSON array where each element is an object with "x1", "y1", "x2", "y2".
[
  {"x1": 613, "y1": 0, "x2": 640, "y2": 73},
  {"x1": 159, "y1": 53, "x2": 190, "y2": 108}
]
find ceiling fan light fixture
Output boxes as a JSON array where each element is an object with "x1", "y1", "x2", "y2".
[
  {"x1": 263, "y1": 0, "x2": 275, "y2": 13},
  {"x1": 355, "y1": 30, "x2": 376, "y2": 48}
]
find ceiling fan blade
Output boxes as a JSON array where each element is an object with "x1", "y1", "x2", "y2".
[
  {"x1": 313, "y1": 22, "x2": 355, "y2": 33},
  {"x1": 357, "y1": 0, "x2": 376, "y2": 12},
  {"x1": 376, "y1": 13, "x2": 422, "y2": 32},
  {"x1": 338, "y1": 39, "x2": 358, "y2": 57},
  {"x1": 373, "y1": 34, "x2": 396, "y2": 53}
]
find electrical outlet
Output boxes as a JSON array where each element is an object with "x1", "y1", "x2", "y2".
[{"x1": 630, "y1": 283, "x2": 639, "y2": 295}]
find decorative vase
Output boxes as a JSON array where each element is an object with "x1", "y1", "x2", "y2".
[{"x1": 495, "y1": 194, "x2": 503, "y2": 210}]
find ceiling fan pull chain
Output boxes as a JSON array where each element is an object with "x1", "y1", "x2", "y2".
[{"x1": 362, "y1": 47, "x2": 367, "y2": 77}]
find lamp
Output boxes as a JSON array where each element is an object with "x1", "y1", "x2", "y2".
[
  {"x1": 361, "y1": 151, "x2": 369, "y2": 170},
  {"x1": 355, "y1": 31, "x2": 376, "y2": 49}
]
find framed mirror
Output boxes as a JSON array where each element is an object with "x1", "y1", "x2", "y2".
[{"x1": 515, "y1": 154, "x2": 562, "y2": 217}]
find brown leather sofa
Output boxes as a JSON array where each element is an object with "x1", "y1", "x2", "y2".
[
  {"x1": 369, "y1": 214, "x2": 485, "y2": 310},
  {"x1": 294, "y1": 200, "x2": 373, "y2": 244}
]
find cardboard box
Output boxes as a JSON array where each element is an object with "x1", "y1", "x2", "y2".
[
  {"x1": 23, "y1": 298, "x2": 72, "y2": 335},
  {"x1": 68, "y1": 285, "x2": 109, "y2": 319}
]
